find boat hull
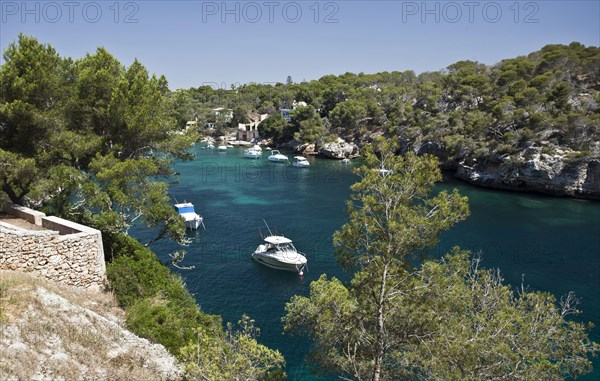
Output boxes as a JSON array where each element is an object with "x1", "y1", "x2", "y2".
[
  {"x1": 251, "y1": 252, "x2": 307, "y2": 272},
  {"x1": 184, "y1": 219, "x2": 202, "y2": 230}
]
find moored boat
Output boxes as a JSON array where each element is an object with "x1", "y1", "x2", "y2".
[
  {"x1": 292, "y1": 156, "x2": 310, "y2": 168},
  {"x1": 174, "y1": 202, "x2": 205, "y2": 230},
  {"x1": 251, "y1": 221, "x2": 307, "y2": 274},
  {"x1": 268, "y1": 150, "x2": 289, "y2": 163},
  {"x1": 243, "y1": 145, "x2": 262, "y2": 159}
]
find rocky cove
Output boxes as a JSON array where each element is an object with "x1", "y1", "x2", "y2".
[
  {"x1": 281, "y1": 136, "x2": 600, "y2": 200},
  {"x1": 416, "y1": 139, "x2": 600, "y2": 200}
]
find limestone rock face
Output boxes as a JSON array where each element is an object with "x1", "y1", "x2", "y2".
[
  {"x1": 319, "y1": 139, "x2": 359, "y2": 159},
  {"x1": 297, "y1": 143, "x2": 317, "y2": 155},
  {"x1": 0, "y1": 271, "x2": 183, "y2": 381},
  {"x1": 455, "y1": 153, "x2": 600, "y2": 199}
]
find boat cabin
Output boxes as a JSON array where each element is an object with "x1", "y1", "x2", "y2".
[
  {"x1": 174, "y1": 203, "x2": 196, "y2": 215},
  {"x1": 263, "y1": 236, "x2": 296, "y2": 252}
]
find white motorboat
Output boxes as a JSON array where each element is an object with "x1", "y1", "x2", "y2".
[
  {"x1": 292, "y1": 156, "x2": 310, "y2": 168},
  {"x1": 268, "y1": 150, "x2": 289, "y2": 163},
  {"x1": 342, "y1": 158, "x2": 350, "y2": 164},
  {"x1": 243, "y1": 145, "x2": 262, "y2": 159},
  {"x1": 207, "y1": 143, "x2": 215, "y2": 149},
  {"x1": 217, "y1": 145, "x2": 227, "y2": 151},
  {"x1": 174, "y1": 202, "x2": 205, "y2": 230},
  {"x1": 252, "y1": 224, "x2": 307, "y2": 273}
]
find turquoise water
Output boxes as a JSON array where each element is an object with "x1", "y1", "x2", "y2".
[{"x1": 136, "y1": 144, "x2": 600, "y2": 380}]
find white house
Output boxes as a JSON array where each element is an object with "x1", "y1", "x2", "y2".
[
  {"x1": 211, "y1": 107, "x2": 233, "y2": 122},
  {"x1": 280, "y1": 101, "x2": 307, "y2": 122},
  {"x1": 237, "y1": 113, "x2": 269, "y2": 142}
]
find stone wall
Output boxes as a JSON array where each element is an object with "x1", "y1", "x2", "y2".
[{"x1": 0, "y1": 205, "x2": 106, "y2": 291}]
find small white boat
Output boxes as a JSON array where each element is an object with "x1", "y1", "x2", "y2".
[
  {"x1": 227, "y1": 144, "x2": 234, "y2": 148},
  {"x1": 268, "y1": 150, "x2": 289, "y2": 163},
  {"x1": 207, "y1": 143, "x2": 215, "y2": 149},
  {"x1": 292, "y1": 156, "x2": 310, "y2": 168},
  {"x1": 243, "y1": 145, "x2": 262, "y2": 159},
  {"x1": 217, "y1": 145, "x2": 227, "y2": 151},
  {"x1": 174, "y1": 202, "x2": 204, "y2": 230},
  {"x1": 252, "y1": 222, "x2": 307, "y2": 273},
  {"x1": 342, "y1": 158, "x2": 350, "y2": 164}
]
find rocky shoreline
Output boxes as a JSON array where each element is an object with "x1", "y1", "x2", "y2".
[
  {"x1": 430, "y1": 145, "x2": 599, "y2": 200},
  {"x1": 278, "y1": 136, "x2": 600, "y2": 200},
  {"x1": 453, "y1": 155, "x2": 600, "y2": 200}
]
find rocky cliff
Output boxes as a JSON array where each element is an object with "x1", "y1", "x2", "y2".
[
  {"x1": 409, "y1": 138, "x2": 600, "y2": 199},
  {"x1": 455, "y1": 154, "x2": 600, "y2": 199},
  {"x1": 369, "y1": 133, "x2": 600, "y2": 199}
]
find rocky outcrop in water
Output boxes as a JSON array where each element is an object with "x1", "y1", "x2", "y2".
[
  {"x1": 455, "y1": 152, "x2": 600, "y2": 199},
  {"x1": 319, "y1": 139, "x2": 359, "y2": 159}
]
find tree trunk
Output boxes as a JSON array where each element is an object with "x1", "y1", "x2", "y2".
[
  {"x1": 2, "y1": 182, "x2": 22, "y2": 205},
  {"x1": 372, "y1": 262, "x2": 388, "y2": 381}
]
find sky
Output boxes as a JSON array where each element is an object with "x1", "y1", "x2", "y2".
[{"x1": 0, "y1": 0, "x2": 599, "y2": 89}]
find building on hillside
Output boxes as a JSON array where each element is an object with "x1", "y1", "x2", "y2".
[
  {"x1": 236, "y1": 113, "x2": 269, "y2": 142},
  {"x1": 280, "y1": 108, "x2": 291, "y2": 122},
  {"x1": 280, "y1": 100, "x2": 307, "y2": 122},
  {"x1": 211, "y1": 107, "x2": 233, "y2": 123}
]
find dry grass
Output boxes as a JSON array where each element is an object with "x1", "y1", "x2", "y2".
[{"x1": 0, "y1": 270, "x2": 182, "y2": 381}]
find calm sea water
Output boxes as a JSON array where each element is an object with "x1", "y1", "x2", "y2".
[{"x1": 136, "y1": 144, "x2": 600, "y2": 380}]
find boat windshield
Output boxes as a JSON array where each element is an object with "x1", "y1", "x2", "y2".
[
  {"x1": 267, "y1": 242, "x2": 297, "y2": 252},
  {"x1": 177, "y1": 206, "x2": 195, "y2": 214}
]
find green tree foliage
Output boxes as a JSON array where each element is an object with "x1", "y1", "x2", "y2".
[
  {"x1": 0, "y1": 34, "x2": 68, "y2": 155},
  {"x1": 180, "y1": 315, "x2": 286, "y2": 381},
  {"x1": 283, "y1": 138, "x2": 597, "y2": 380},
  {"x1": 284, "y1": 249, "x2": 599, "y2": 380},
  {"x1": 231, "y1": 105, "x2": 251, "y2": 126},
  {"x1": 258, "y1": 114, "x2": 290, "y2": 143},
  {"x1": 291, "y1": 105, "x2": 324, "y2": 143},
  {"x1": 329, "y1": 99, "x2": 368, "y2": 134},
  {"x1": 0, "y1": 149, "x2": 38, "y2": 205},
  {"x1": 334, "y1": 138, "x2": 469, "y2": 268},
  {"x1": 0, "y1": 35, "x2": 195, "y2": 244}
]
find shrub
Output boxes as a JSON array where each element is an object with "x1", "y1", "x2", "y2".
[
  {"x1": 105, "y1": 233, "x2": 221, "y2": 355},
  {"x1": 103, "y1": 233, "x2": 285, "y2": 380}
]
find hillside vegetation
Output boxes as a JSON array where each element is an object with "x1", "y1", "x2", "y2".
[
  {"x1": 174, "y1": 43, "x2": 600, "y2": 198},
  {"x1": 104, "y1": 232, "x2": 286, "y2": 380}
]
